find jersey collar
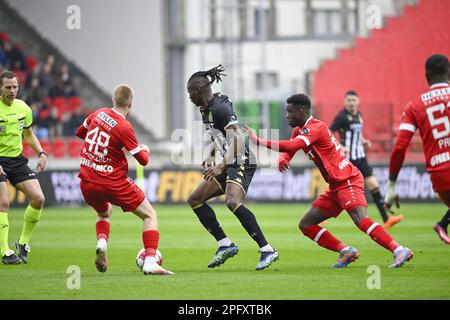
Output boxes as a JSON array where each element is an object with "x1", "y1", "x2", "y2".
[
  {"x1": 112, "y1": 108, "x2": 126, "y2": 118},
  {"x1": 430, "y1": 82, "x2": 450, "y2": 89},
  {"x1": 301, "y1": 116, "x2": 313, "y2": 129}
]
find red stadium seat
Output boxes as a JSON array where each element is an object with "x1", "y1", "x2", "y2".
[
  {"x1": 39, "y1": 140, "x2": 51, "y2": 158},
  {"x1": 51, "y1": 138, "x2": 66, "y2": 158},
  {"x1": 67, "y1": 139, "x2": 83, "y2": 158},
  {"x1": 68, "y1": 96, "x2": 82, "y2": 112},
  {"x1": 0, "y1": 32, "x2": 9, "y2": 43},
  {"x1": 53, "y1": 96, "x2": 69, "y2": 119},
  {"x1": 22, "y1": 142, "x2": 33, "y2": 158},
  {"x1": 26, "y1": 56, "x2": 38, "y2": 70}
]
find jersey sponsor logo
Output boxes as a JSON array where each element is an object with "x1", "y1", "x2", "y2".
[
  {"x1": 421, "y1": 87, "x2": 450, "y2": 102},
  {"x1": 438, "y1": 137, "x2": 450, "y2": 149},
  {"x1": 302, "y1": 128, "x2": 310, "y2": 135},
  {"x1": 338, "y1": 158, "x2": 351, "y2": 170},
  {"x1": 97, "y1": 112, "x2": 118, "y2": 128},
  {"x1": 430, "y1": 152, "x2": 450, "y2": 167},
  {"x1": 80, "y1": 157, "x2": 114, "y2": 173}
]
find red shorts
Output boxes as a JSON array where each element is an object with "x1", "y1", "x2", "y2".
[
  {"x1": 312, "y1": 174, "x2": 367, "y2": 218},
  {"x1": 430, "y1": 170, "x2": 450, "y2": 193},
  {"x1": 80, "y1": 178, "x2": 145, "y2": 213}
]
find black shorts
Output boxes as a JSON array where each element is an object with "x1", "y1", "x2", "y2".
[
  {"x1": 214, "y1": 164, "x2": 257, "y2": 195},
  {"x1": 0, "y1": 155, "x2": 37, "y2": 186},
  {"x1": 351, "y1": 157, "x2": 373, "y2": 178}
]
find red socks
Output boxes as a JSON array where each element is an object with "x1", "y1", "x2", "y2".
[
  {"x1": 96, "y1": 220, "x2": 110, "y2": 240},
  {"x1": 358, "y1": 217, "x2": 399, "y2": 252},
  {"x1": 302, "y1": 225, "x2": 347, "y2": 252},
  {"x1": 143, "y1": 230, "x2": 159, "y2": 257}
]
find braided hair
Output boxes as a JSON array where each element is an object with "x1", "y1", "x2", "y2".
[{"x1": 188, "y1": 64, "x2": 226, "y2": 86}]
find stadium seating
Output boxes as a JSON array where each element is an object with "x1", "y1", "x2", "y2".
[
  {"x1": 2, "y1": 32, "x2": 87, "y2": 158},
  {"x1": 51, "y1": 138, "x2": 66, "y2": 158},
  {"x1": 313, "y1": 0, "x2": 450, "y2": 160},
  {"x1": 67, "y1": 138, "x2": 83, "y2": 158}
]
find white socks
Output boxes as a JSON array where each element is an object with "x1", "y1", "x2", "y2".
[
  {"x1": 97, "y1": 238, "x2": 107, "y2": 250},
  {"x1": 218, "y1": 237, "x2": 232, "y2": 247},
  {"x1": 260, "y1": 244, "x2": 274, "y2": 253}
]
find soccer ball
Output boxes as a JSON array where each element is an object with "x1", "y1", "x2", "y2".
[{"x1": 135, "y1": 248, "x2": 163, "y2": 270}]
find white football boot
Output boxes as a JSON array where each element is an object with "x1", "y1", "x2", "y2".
[{"x1": 142, "y1": 256, "x2": 174, "y2": 275}]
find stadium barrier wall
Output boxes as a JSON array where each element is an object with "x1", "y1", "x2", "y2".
[{"x1": 7, "y1": 164, "x2": 438, "y2": 207}]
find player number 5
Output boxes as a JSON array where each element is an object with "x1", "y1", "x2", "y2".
[
  {"x1": 426, "y1": 102, "x2": 450, "y2": 140},
  {"x1": 85, "y1": 127, "x2": 110, "y2": 157}
]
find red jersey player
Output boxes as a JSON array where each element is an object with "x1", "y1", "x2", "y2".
[
  {"x1": 386, "y1": 54, "x2": 450, "y2": 244},
  {"x1": 243, "y1": 94, "x2": 413, "y2": 268},
  {"x1": 76, "y1": 84, "x2": 173, "y2": 275}
]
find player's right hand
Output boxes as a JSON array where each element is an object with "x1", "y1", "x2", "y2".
[
  {"x1": 278, "y1": 159, "x2": 290, "y2": 173},
  {"x1": 141, "y1": 144, "x2": 150, "y2": 153},
  {"x1": 384, "y1": 180, "x2": 400, "y2": 213},
  {"x1": 201, "y1": 158, "x2": 215, "y2": 169}
]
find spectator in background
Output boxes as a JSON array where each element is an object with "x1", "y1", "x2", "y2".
[
  {"x1": 24, "y1": 77, "x2": 45, "y2": 105},
  {"x1": 60, "y1": 63, "x2": 72, "y2": 85},
  {"x1": 25, "y1": 63, "x2": 41, "y2": 89},
  {"x1": 40, "y1": 63, "x2": 53, "y2": 96},
  {"x1": 34, "y1": 102, "x2": 57, "y2": 140},
  {"x1": 3, "y1": 41, "x2": 26, "y2": 71},
  {"x1": 49, "y1": 78, "x2": 64, "y2": 99},
  {"x1": 63, "y1": 106, "x2": 84, "y2": 136},
  {"x1": 0, "y1": 45, "x2": 7, "y2": 68}
]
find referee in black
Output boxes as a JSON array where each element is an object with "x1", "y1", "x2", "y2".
[{"x1": 330, "y1": 90, "x2": 403, "y2": 228}]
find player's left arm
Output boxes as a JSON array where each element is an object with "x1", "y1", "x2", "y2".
[
  {"x1": 23, "y1": 127, "x2": 47, "y2": 173},
  {"x1": 385, "y1": 104, "x2": 416, "y2": 211},
  {"x1": 122, "y1": 124, "x2": 150, "y2": 166}
]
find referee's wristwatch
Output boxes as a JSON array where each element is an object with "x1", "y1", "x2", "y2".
[{"x1": 39, "y1": 151, "x2": 48, "y2": 158}]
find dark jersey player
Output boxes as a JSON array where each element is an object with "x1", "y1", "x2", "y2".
[
  {"x1": 330, "y1": 90, "x2": 403, "y2": 228},
  {"x1": 385, "y1": 54, "x2": 450, "y2": 245},
  {"x1": 244, "y1": 93, "x2": 413, "y2": 268},
  {"x1": 187, "y1": 65, "x2": 278, "y2": 270},
  {"x1": 76, "y1": 84, "x2": 173, "y2": 275}
]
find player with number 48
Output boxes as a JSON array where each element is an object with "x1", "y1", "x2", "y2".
[{"x1": 76, "y1": 84, "x2": 174, "y2": 275}]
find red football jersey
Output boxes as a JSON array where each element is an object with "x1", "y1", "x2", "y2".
[
  {"x1": 399, "y1": 83, "x2": 450, "y2": 173},
  {"x1": 78, "y1": 108, "x2": 143, "y2": 184},
  {"x1": 289, "y1": 116, "x2": 361, "y2": 186}
]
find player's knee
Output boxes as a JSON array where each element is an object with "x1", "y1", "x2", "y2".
[
  {"x1": 298, "y1": 219, "x2": 309, "y2": 232},
  {"x1": 29, "y1": 193, "x2": 45, "y2": 209},
  {"x1": 0, "y1": 197, "x2": 9, "y2": 212},
  {"x1": 365, "y1": 176, "x2": 379, "y2": 190},
  {"x1": 188, "y1": 193, "x2": 202, "y2": 208},
  {"x1": 97, "y1": 211, "x2": 111, "y2": 219},
  {"x1": 225, "y1": 196, "x2": 240, "y2": 212}
]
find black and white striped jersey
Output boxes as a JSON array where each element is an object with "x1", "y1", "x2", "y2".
[
  {"x1": 330, "y1": 108, "x2": 366, "y2": 161},
  {"x1": 200, "y1": 94, "x2": 255, "y2": 165}
]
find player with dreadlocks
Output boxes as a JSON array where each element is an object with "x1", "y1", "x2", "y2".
[{"x1": 187, "y1": 65, "x2": 279, "y2": 270}]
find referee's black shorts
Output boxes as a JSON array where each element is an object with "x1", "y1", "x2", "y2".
[
  {"x1": 351, "y1": 157, "x2": 373, "y2": 178},
  {"x1": 0, "y1": 155, "x2": 37, "y2": 186}
]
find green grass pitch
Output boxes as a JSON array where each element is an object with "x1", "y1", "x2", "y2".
[{"x1": 1, "y1": 203, "x2": 449, "y2": 300}]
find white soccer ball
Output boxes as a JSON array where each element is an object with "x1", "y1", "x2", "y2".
[{"x1": 136, "y1": 248, "x2": 163, "y2": 270}]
